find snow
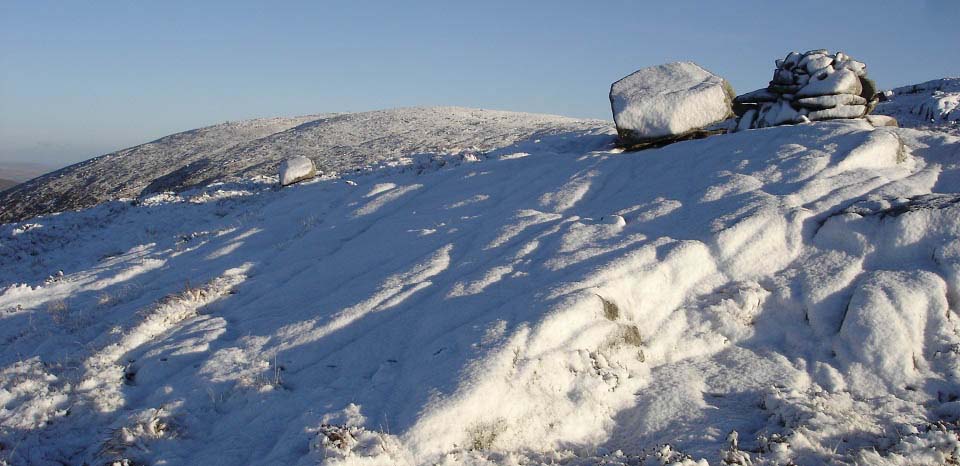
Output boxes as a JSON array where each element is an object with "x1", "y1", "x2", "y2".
[
  {"x1": 2, "y1": 99, "x2": 960, "y2": 465},
  {"x1": 609, "y1": 62, "x2": 735, "y2": 144},
  {"x1": 279, "y1": 156, "x2": 318, "y2": 186}
]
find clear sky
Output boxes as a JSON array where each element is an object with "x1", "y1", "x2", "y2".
[{"x1": 2, "y1": 0, "x2": 959, "y2": 167}]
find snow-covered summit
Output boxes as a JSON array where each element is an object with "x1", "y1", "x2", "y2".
[
  {"x1": 3, "y1": 86, "x2": 960, "y2": 464},
  {"x1": 0, "y1": 107, "x2": 611, "y2": 224}
]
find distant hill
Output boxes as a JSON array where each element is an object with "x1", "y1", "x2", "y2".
[
  {"x1": 0, "y1": 107, "x2": 610, "y2": 223},
  {"x1": 0, "y1": 178, "x2": 17, "y2": 191}
]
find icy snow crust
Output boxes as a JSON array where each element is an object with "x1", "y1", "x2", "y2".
[
  {"x1": 3, "y1": 117, "x2": 960, "y2": 464},
  {"x1": 0, "y1": 107, "x2": 609, "y2": 223}
]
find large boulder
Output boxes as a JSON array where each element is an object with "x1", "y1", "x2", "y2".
[
  {"x1": 609, "y1": 62, "x2": 735, "y2": 148},
  {"x1": 735, "y1": 49, "x2": 881, "y2": 130},
  {"x1": 279, "y1": 156, "x2": 318, "y2": 187}
]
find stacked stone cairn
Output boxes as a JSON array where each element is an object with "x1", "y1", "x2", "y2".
[{"x1": 734, "y1": 49, "x2": 880, "y2": 131}]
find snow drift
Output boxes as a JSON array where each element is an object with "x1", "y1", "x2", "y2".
[{"x1": 2, "y1": 101, "x2": 960, "y2": 465}]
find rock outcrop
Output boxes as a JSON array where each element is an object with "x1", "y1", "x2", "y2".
[
  {"x1": 734, "y1": 50, "x2": 880, "y2": 130},
  {"x1": 610, "y1": 62, "x2": 735, "y2": 149}
]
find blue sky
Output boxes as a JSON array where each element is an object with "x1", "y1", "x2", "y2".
[{"x1": 2, "y1": 0, "x2": 959, "y2": 166}]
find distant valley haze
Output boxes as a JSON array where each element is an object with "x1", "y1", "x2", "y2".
[{"x1": 0, "y1": 160, "x2": 59, "y2": 189}]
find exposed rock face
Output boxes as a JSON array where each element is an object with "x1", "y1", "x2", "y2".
[
  {"x1": 610, "y1": 62, "x2": 735, "y2": 148},
  {"x1": 734, "y1": 50, "x2": 880, "y2": 130},
  {"x1": 279, "y1": 156, "x2": 318, "y2": 186}
]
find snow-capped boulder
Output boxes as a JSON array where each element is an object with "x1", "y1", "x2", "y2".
[
  {"x1": 839, "y1": 271, "x2": 950, "y2": 389},
  {"x1": 735, "y1": 50, "x2": 879, "y2": 130},
  {"x1": 609, "y1": 62, "x2": 735, "y2": 148},
  {"x1": 279, "y1": 156, "x2": 318, "y2": 186},
  {"x1": 599, "y1": 214, "x2": 626, "y2": 226}
]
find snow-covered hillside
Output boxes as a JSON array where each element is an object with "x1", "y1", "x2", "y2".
[
  {"x1": 875, "y1": 77, "x2": 960, "y2": 135},
  {"x1": 0, "y1": 108, "x2": 609, "y2": 224},
  {"x1": 0, "y1": 115, "x2": 323, "y2": 223},
  {"x1": 3, "y1": 97, "x2": 960, "y2": 465}
]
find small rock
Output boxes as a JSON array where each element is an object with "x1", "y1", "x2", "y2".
[
  {"x1": 807, "y1": 104, "x2": 867, "y2": 121},
  {"x1": 802, "y1": 55, "x2": 834, "y2": 75},
  {"x1": 795, "y1": 94, "x2": 868, "y2": 109},
  {"x1": 756, "y1": 100, "x2": 802, "y2": 127},
  {"x1": 600, "y1": 215, "x2": 626, "y2": 227},
  {"x1": 865, "y1": 114, "x2": 899, "y2": 127},
  {"x1": 733, "y1": 88, "x2": 779, "y2": 105},
  {"x1": 736, "y1": 109, "x2": 758, "y2": 131},
  {"x1": 279, "y1": 157, "x2": 318, "y2": 187},
  {"x1": 796, "y1": 68, "x2": 862, "y2": 98}
]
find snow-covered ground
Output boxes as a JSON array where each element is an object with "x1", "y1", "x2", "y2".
[{"x1": 3, "y1": 97, "x2": 960, "y2": 465}]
